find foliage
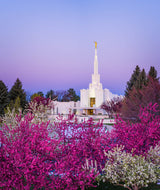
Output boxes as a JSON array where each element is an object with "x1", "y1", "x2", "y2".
[
  {"x1": 30, "y1": 96, "x2": 52, "y2": 108},
  {"x1": 125, "y1": 66, "x2": 147, "y2": 93},
  {"x1": 46, "y1": 90, "x2": 57, "y2": 100},
  {"x1": 0, "y1": 114, "x2": 55, "y2": 189},
  {"x1": 1, "y1": 107, "x2": 21, "y2": 129},
  {"x1": 98, "y1": 145, "x2": 160, "y2": 190},
  {"x1": 140, "y1": 77, "x2": 160, "y2": 114},
  {"x1": 9, "y1": 78, "x2": 27, "y2": 110},
  {"x1": 0, "y1": 102, "x2": 159, "y2": 189},
  {"x1": 135, "y1": 68, "x2": 147, "y2": 89},
  {"x1": 28, "y1": 96, "x2": 54, "y2": 123},
  {"x1": 14, "y1": 96, "x2": 21, "y2": 113},
  {"x1": 85, "y1": 104, "x2": 160, "y2": 190},
  {"x1": 125, "y1": 65, "x2": 141, "y2": 97},
  {"x1": 121, "y1": 87, "x2": 142, "y2": 121},
  {"x1": 101, "y1": 97, "x2": 123, "y2": 118},
  {"x1": 0, "y1": 80, "x2": 9, "y2": 116},
  {"x1": 37, "y1": 91, "x2": 44, "y2": 97},
  {"x1": 123, "y1": 66, "x2": 159, "y2": 121},
  {"x1": 30, "y1": 93, "x2": 41, "y2": 101},
  {"x1": 45, "y1": 89, "x2": 80, "y2": 102},
  {"x1": 62, "y1": 88, "x2": 80, "y2": 102},
  {"x1": 148, "y1": 66, "x2": 158, "y2": 80},
  {"x1": 54, "y1": 90, "x2": 67, "y2": 101},
  {"x1": 110, "y1": 103, "x2": 160, "y2": 155},
  {"x1": 0, "y1": 111, "x2": 109, "y2": 189},
  {"x1": 121, "y1": 77, "x2": 160, "y2": 121}
]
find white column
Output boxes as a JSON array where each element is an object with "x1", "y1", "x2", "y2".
[
  {"x1": 91, "y1": 43, "x2": 100, "y2": 85},
  {"x1": 94, "y1": 47, "x2": 98, "y2": 75}
]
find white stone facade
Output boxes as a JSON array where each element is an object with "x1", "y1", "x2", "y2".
[
  {"x1": 80, "y1": 43, "x2": 121, "y2": 113},
  {"x1": 51, "y1": 43, "x2": 122, "y2": 116},
  {"x1": 53, "y1": 101, "x2": 80, "y2": 115}
]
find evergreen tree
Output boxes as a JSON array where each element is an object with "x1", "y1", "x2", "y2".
[
  {"x1": 9, "y1": 78, "x2": 27, "y2": 110},
  {"x1": 46, "y1": 90, "x2": 57, "y2": 100},
  {"x1": 4, "y1": 97, "x2": 21, "y2": 114},
  {"x1": 0, "y1": 80, "x2": 9, "y2": 115},
  {"x1": 62, "y1": 88, "x2": 80, "y2": 102},
  {"x1": 37, "y1": 91, "x2": 44, "y2": 97},
  {"x1": 4, "y1": 100, "x2": 14, "y2": 113},
  {"x1": 122, "y1": 66, "x2": 159, "y2": 121},
  {"x1": 14, "y1": 96, "x2": 21, "y2": 113},
  {"x1": 148, "y1": 66, "x2": 158, "y2": 80},
  {"x1": 125, "y1": 65, "x2": 141, "y2": 97},
  {"x1": 121, "y1": 78, "x2": 160, "y2": 121},
  {"x1": 135, "y1": 68, "x2": 147, "y2": 89}
]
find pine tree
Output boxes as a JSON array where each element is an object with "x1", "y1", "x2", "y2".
[
  {"x1": 14, "y1": 96, "x2": 21, "y2": 113},
  {"x1": 9, "y1": 78, "x2": 27, "y2": 110},
  {"x1": 135, "y1": 68, "x2": 147, "y2": 89},
  {"x1": 122, "y1": 66, "x2": 159, "y2": 121},
  {"x1": 122, "y1": 78, "x2": 160, "y2": 121},
  {"x1": 125, "y1": 65, "x2": 141, "y2": 97},
  {"x1": 148, "y1": 66, "x2": 158, "y2": 80},
  {"x1": 0, "y1": 80, "x2": 9, "y2": 115},
  {"x1": 62, "y1": 88, "x2": 80, "y2": 102},
  {"x1": 46, "y1": 90, "x2": 57, "y2": 100}
]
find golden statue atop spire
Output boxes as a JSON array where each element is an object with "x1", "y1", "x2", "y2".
[{"x1": 94, "y1": 41, "x2": 97, "y2": 48}]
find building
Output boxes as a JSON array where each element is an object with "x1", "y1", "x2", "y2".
[
  {"x1": 80, "y1": 42, "x2": 121, "y2": 115},
  {"x1": 52, "y1": 101, "x2": 80, "y2": 115},
  {"x1": 52, "y1": 42, "x2": 122, "y2": 115}
]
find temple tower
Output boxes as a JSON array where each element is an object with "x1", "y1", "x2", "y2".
[
  {"x1": 80, "y1": 42, "x2": 121, "y2": 115},
  {"x1": 89, "y1": 42, "x2": 103, "y2": 91},
  {"x1": 80, "y1": 42, "x2": 103, "y2": 114}
]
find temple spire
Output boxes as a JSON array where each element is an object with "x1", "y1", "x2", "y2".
[{"x1": 94, "y1": 41, "x2": 98, "y2": 74}]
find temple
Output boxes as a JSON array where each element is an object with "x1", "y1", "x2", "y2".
[
  {"x1": 53, "y1": 42, "x2": 121, "y2": 116},
  {"x1": 80, "y1": 42, "x2": 120, "y2": 115}
]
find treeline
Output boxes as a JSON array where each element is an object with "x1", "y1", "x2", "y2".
[
  {"x1": 101, "y1": 66, "x2": 160, "y2": 121},
  {"x1": 1, "y1": 65, "x2": 159, "y2": 119},
  {"x1": 31, "y1": 88, "x2": 80, "y2": 102},
  {"x1": 0, "y1": 78, "x2": 80, "y2": 116}
]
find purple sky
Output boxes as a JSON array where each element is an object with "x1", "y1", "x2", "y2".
[{"x1": 0, "y1": 0, "x2": 160, "y2": 96}]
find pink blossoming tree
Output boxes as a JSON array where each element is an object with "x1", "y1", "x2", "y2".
[
  {"x1": 0, "y1": 103, "x2": 159, "y2": 189},
  {"x1": 108, "y1": 103, "x2": 160, "y2": 155},
  {"x1": 0, "y1": 114, "x2": 108, "y2": 189}
]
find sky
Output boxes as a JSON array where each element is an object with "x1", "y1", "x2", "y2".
[{"x1": 0, "y1": 0, "x2": 160, "y2": 96}]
